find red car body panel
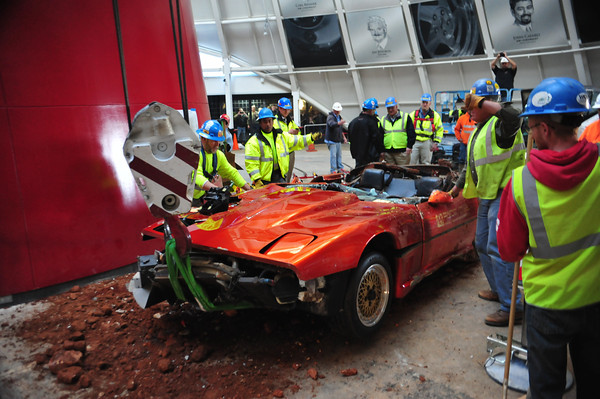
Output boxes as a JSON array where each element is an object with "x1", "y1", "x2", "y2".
[{"x1": 142, "y1": 183, "x2": 477, "y2": 299}]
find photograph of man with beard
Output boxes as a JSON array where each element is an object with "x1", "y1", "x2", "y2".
[{"x1": 510, "y1": 0, "x2": 534, "y2": 32}]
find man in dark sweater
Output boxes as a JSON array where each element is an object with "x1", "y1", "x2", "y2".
[
  {"x1": 491, "y1": 52, "x2": 517, "y2": 101},
  {"x1": 348, "y1": 98, "x2": 383, "y2": 168},
  {"x1": 324, "y1": 102, "x2": 347, "y2": 173}
]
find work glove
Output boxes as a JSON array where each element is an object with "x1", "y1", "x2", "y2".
[
  {"x1": 253, "y1": 180, "x2": 264, "y2": 188},
  {"x1": 464, "y1": 94, "x2": 485, "y2": 111},
  {"x1": 311, "y1": 132, "x2": 322, "y2": 141}
]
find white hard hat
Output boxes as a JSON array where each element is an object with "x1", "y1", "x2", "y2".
[
  {"x1": 500, "y1": 57, "x2": 509, "y2": 63},
  {"x1": 332, "y1": 102, "x2": 343, "y2": 111},
  {"x1": 593, "y1": 95, "x2": 600, "y2": 109}
]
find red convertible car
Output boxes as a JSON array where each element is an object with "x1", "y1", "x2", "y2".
[{"x1": 124, "y1": 102, "x2": 478, "y2": 338}]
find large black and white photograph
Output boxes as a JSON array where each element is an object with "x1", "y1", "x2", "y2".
[
  {"x1": 282, "y1": 14, "x2": 347, "y2": 68},
  {"x1": 346, "y1": 7, "x2": 412, "y2": 64},
  {"x1": 483, "y1": 0, "x2": 569, "y2": 51},
  {"x1": 279, "y1": 0, "x2": 335, "y2": 18},
  {"x1": 410, "y1": 0, "x2": 484, "y2": 59}
]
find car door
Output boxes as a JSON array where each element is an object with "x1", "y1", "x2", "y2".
[{"x1": 416, "y1": 195, "x2": 477, "y2": 274}]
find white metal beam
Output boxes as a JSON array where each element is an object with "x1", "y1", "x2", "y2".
[
  {"x1": 270, "y1": 0, "x2": 299, "y2": 123},
  {"x1": 208, "y1": 0, "x2": 233, "y2": 122},
  {"x1": 400, "y1": 0, "x2": 430, "y2": 95},
  {"x1": 473, "y1": 0, "x2": 495, "y2": 58},
  {"x1": 334, "y1": 0, "x2": 364, "y2": 104}
]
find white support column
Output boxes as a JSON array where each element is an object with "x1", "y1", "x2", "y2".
[
  {"x1": 400, "y1": 0, "x2": 430, "y2": 97},
  {"x1": 292, "y1": 90, "x2": 300, "y2": 126},
  {"x1": 270, "y1": 0, "x2": 300, "y2": 122},
  {"x1": 209, "y1": 0, "x2": 232, "y2": 123},
  {"x1": 473, "y1": 0, "x2": 495, "y2": 58},
  {"x1": 223, "y1": 58, "x2": 233, "y2": 124},
  {"x1": 334, "y1": 0, "x2": 364, "y2": 104}
]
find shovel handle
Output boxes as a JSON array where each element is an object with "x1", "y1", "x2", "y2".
[{"x1": 502, "y1": 261, "x2": 521, "y2": 398}]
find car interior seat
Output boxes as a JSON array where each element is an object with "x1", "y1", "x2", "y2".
[
  {"x1": 359, "y1": 168, "x2": 419, "y2": 198},
  {"x1": 414, "y1": 176, "x2": 444, "y2": 197},
  {"x1": 359, "y1": 168, "x2": 390, "y2": 191}
]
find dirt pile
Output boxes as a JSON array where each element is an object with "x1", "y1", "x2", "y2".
[{"x1": 6, "y1": 274, "x2": 336, "y2": 399}]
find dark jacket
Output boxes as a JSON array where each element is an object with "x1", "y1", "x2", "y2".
[
  {"x1": 348, "y1": 112, "x2": 383, "y2": 166},
  {"x1": 234, "y1": 112, "x2": 248, "y2": 129},
  {"x1": 325, "y1": 111, "x2": 344, "y2": 143}
]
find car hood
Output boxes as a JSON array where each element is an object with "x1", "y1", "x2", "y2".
[{"x1": 146, "y1": 184, "x2": 419, "y2": 280}]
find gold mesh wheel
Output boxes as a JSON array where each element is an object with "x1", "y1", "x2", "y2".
[{"x1": 355, "y1": 263, "x2": 390, "y2": 327}]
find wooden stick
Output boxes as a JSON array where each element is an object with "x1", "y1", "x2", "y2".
[{"x1": 502, "y1": 261, "x2": 521, "y2": 398}]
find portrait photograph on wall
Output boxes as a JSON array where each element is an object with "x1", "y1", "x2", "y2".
[
  {"x1": 409, "y1": 0, "x2": 484, "y2": 59},
  {"x1": 483, "y1": 0, "x2": 569, "y2": 51},
  {"x1": 282, "y1": 14, "x2": 347, "y2": 68},
  {"x1": 279, "y1": 0, "x2": 335, "y2": 18},
  {"x1": 346, "y1": 7, "x2": 413, "y2": 64}
]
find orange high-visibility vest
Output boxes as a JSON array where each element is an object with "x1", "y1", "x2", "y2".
[{"x1": 454, "y1": 112, "x2": 476, "y2": 145}]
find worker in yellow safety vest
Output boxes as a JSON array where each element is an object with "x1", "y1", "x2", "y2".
[
  {"x1": 380, "y1": 96, "x2": 416, "y2": 165},
  {"x1": 497, "y1": 77, "x2": 600, "y2": 399},
  {"x1": 245, "y1": 108, "x2": 320, "y2": 185},
  {"x1": 450, "y1": 78, "x2": 526, "y2": 327},
  {"x1": 409, "y1": 93, "x2": 444, "y2": 164},
  {"x1": 193, "y1": 120, "x2": 252, "y2": 206},
  {"x1": 274, "y1": 97, "x2": 301, "y2": 182}
]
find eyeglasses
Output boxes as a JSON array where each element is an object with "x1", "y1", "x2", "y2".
[{"x1": 528, "y1": 122, "x2": 541, "y2": 130}]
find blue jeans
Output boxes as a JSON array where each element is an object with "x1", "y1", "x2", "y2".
[
  {"x1": 237, "y1": 127, "x2": 247, "y2": 143},
  {"x1": 527, "y1": 302, "x2": 600, "y2": 399},
  {"x1": 475, "y1": 193, "x2": 522, "y2": 312},
  {"x1": 458, "y1": 142, "x2": 467, "y2": 164},
  {"x1": 327, "y1": 142, "x2": 342, "y2": 173}
]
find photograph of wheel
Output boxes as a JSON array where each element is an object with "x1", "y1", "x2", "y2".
[{"x1": 411, "y1": 0, "x2": 483, "y2": 59}]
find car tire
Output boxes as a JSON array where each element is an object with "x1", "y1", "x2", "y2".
[{"x1": 336, "y1": 252, "x2": 392, "y2": 339}]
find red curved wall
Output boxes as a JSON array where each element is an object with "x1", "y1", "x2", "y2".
[{"x1": 0, "y1": 0, "x2": 209, "y2": 297}]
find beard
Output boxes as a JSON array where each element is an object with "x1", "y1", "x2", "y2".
[{"x1": 519, "y1": 14, "x2": 532, "y2": 24}]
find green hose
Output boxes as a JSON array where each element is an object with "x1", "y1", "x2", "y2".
[{"x1": 164, "y1": 239, "x2": 253, "y2": 311}]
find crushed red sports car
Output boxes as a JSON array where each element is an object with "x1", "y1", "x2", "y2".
[{"x1": 124, "y1": 102, "x2": 478, "y2": 338}]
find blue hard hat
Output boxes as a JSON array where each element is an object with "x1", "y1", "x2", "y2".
[
  {"x1": 385, "y1": 96, "x2": 397, "y2": 107},
  {"x1": 471, "y1": 79, "x2": 500, "y2": 99},
  {"x1": 197, "y1": 120, "x2": 225, "y2": 142},
  {"x1": 420, "y1": 93, "x2": 432, "y2": 102},
  {"x1": 257, "y1": 108, "x2": 275, "y2": 120},
  {"x1": 521, "y1": 77, "x2": 590, "y2": 117},
  {"x1": 362, "y1": 97, "x2": 379, "y2": 110},
  {"x1": 277, "y1": 97, "x2": 292, "y2": 109}
]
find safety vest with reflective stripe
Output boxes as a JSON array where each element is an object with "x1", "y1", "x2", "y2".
[
  {"x1": 381, "y1": 113, "x2": 408, "y2": 150},
  {"x1": 274, "y1": 116, "x2": 300, "y2": 134},
  {"x1": 410, "y1": 109, "x2": 443, "y2": 143},
  {"x1": 244, "y1": 129, "x2": 312, "y2": 182},
  {"x1": 511, "y1": 149, "x2": 600, "y2": 309},
  {"x1": 463, "y1": 116, "x2": 525, "y2": 199},
  {"x1": 454, "y1": 112, "x2": 476, "y2": 145},
  {"x1": 193, "y1": 149, "x2": 247, "y2": 199}
]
